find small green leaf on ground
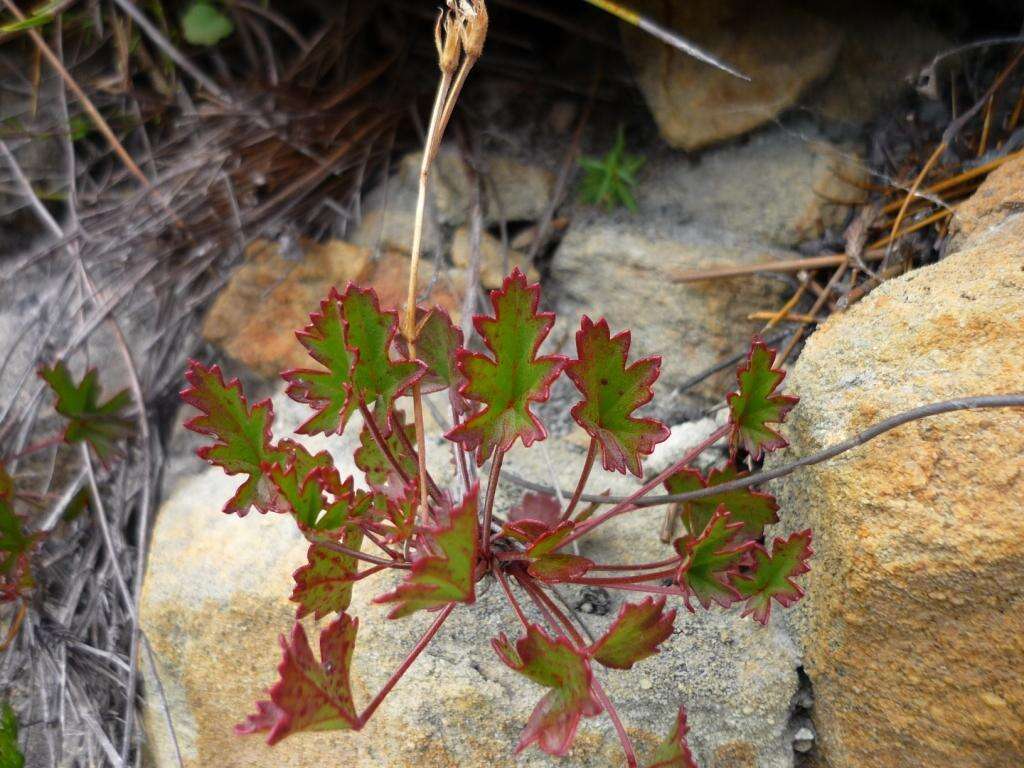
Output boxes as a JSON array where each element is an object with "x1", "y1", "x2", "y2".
[
  {"x1": 39, "y1": 362, "x2": 131, "y2": 464},
  {"x1": 589, "y1": 597, "x2": 676, "y2": 670},
  {"x1": 727, "y1": 339, "x2": 798, "y2": 460},
  {"x1": 643, "y1": 705, "x2": 697, "y2": 768},
  {"x1": 0, "y1": 703, "x2": 24, "y2": 768},
  {"x1": 578, "y1": 126, "x2": 645, "y2": 212},
  {"x1": 447, "y1": 269, "x2": 566, "y2": 465},
  {"x1": 237, "y1": 615, "x2": 359, "y2": 744},
  {"x1": 492, "y1": 623, "x2": 602, "y2": 757},
  {"x1": 182, "y1": 361, "x2": 286, "y2": 515},
  {"x1": 182, "y1": 1, "x2": 233, "y2": 46},
  {"x1": 374, "y1": 485, "x2": 479, "y2": 618},
  {"x1": 733, "y1": 530, "x2": 813, "y2": 624},
  {"x1": 566, "y1": 316, "x2": 669, "y2": 477}
]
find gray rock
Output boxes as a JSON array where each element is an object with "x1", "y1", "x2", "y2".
[{"x1": 142, "y1": 393, "x2": 800, "y2": 767}]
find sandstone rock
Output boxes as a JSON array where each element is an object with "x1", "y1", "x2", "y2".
[
  {"x1": 622, "y1": 0, "x2": 841, "y2": 151},
  {"x1": 952, "y1": 152, "x2": 1024, "y2": 247},
  {"x1": 399, "y1": 148, "x2": 557, "y2": 227},
  {"x1": 350, "y1": 175, "x2": 441, "y2": 256},
  {"x1": 638, "y1": 128, "x2": 867, "y2": 248},
  {"x1": 768, "y1": 188, "x2": 1024, "y2": 764},
  {"x1": 451, "y1": 226, "x2": 538, "y2": 288},
  {"x1": 202, "y1": 240, "x2": 461, "y2": 378},
  {"x1": 143, "y1": 394, "x2": 801, "y2": 767},
  {"x1": 550, "y1": 216, "x2": 790, "y2": 413}
]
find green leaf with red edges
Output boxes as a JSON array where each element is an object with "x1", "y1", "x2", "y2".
[
  {"x1": 523, "y1": 521, "x2": 593, "y2": 582},
  {"x1": 39, "y1": 362, "x2": 131, "y2": 464},
  {"x1": 414, "y1": 307, "x2": 465, "y2": 404},
  {"x1": 301, "y1": 470, "x2": 373, "y2": 537},
  {"x1": 290, "y1": 526, "x2": 365, "y2": 620},
  {"x1": 727, "y1": 339, "x2": 797, "y2": 460},
  {"x1": 283, "y1": 289, "x2": 356, "y2": 436},
  {"x1": 380, "y1": 484, "x2": 417, "y2": 544},
  {"x1": 664, "y1": 465, "x2": 778, "y2": 541},
  {"x1": 566, "y1": 316, "x2": 669, "y2": 477},
  {"x1": 374, "y1": 485, "x2": 479, "y2": 619},
  {"x1": 0, "y1": 464, "x2": 37, "y2": 602},
  {"x1": 266, "y1": 440, "x2": 333, "y2": 525},
  {"x1": 492, "y1": 623, "x2": 602, "y2": 757},
  {"x1": 354, "y1": 411, "x2": 415, "y2": 490},
  {"x1": 182, "y1": 362, "x2": 287, "y2": 516},
  {"x1": 446, "y1": 269, "x2": 566, "y2": 465},
  {"x1": 236, "y1": 615, "x2": 359, "y2": 744},
  {"x1": 340, "y1": 284, "x2": 424, "y2": 413},
  {"x1": 644, "y1": 706, "x2": 698, "y2": 768},
  {"x1": 675, "y1": 507, "x2": 751, "y2": 611},
  {"x1": 733, "y1": 530, "x2": 813, "y2": 624},
  {"x1": 589, "y1": 597, "x2": 676, "y2": 670}
]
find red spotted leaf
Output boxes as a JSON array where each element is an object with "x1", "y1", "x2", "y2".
[
  {"x1": 589, "y1": 597, "x2": 676, "y2": 670},
  {"x1": 664, "y1": 465, "x2": 778, "y2": 541},
  {"x1": 504, "y1": 519, "x2": 594, "y2": 583},
  {"x1": 447, "y1": 269, "x2": 566, "y2": 465},
  {"x1": 492, "y1": 623, "x2": 602, "y2": 757},
  {"x1": 727, "y1": 339, "x2": 797, "y2": 460},
  {"x1": 303, "y1": 472, "x2": 373, "y2": 537},
  {"x1": 527, "y1": 553, "x2": 594, "y2": 582},
  {"x1": 566, "y1": 317, "x2": 669, "y2": 477},
  {"x1": 340, "y1": 284, "x2": 424, "y2": 413},
  {"x1": 182, "y1": 362, "x2": 287, "y2": 516},
  {"x1": 266, "y1": 441, "x2": 333, "y2": 525},
  {"x1": 675, "y1": 507, "x2": 751, "y2": 611},
  {"x1": 414, "y1": 307, "x2": 466, "y2": 409},
  {"x1": 733, "y1": 530, "x2": 813, "y2": 624},
  {"x1": 644, "y1": 706, "x2": 698, "y2": 768},
  {"x1": 379, "y1": 484, "x2": 417, "y2": 544},
  {"x1": 39, "y1": 362, "x2": 131, "y2": 464},
  {"x1": 237, "y1": 615, "x2": 359, "y2": 744},
  {"x1": 291, "y1": 527, "x2": 365, "y2": 620},
  {"x1": 374, "y1": 485, "x2": 479, "y2": 619},
  {"x1": 283, "y1": 290, "x2": 356, "y2": 436}
]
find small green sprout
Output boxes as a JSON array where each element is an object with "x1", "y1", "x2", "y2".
[{"x1": 578, "y1": 127, "x2": 645, "y2": 213}]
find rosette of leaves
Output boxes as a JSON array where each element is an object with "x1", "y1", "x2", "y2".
[
  {"x1": 578, "y1": 127, "x2": 646, "y2": 213},
  {"x1": 182, "y1": 268, "x2": 811, "y2": 766}
]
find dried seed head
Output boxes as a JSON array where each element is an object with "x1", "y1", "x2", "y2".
[
  {"x1": 460, "y1": 0, "x2": 488, "y2": 61},
  {"x1": 436, "y1": 11, "x2": 463, "y2": 74}
]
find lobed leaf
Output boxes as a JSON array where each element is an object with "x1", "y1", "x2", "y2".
[
  {"x1": 374, "y1": 485, "x2": 479, "y2": 619},
  {"x1": 589, "y1": 597, "x2": 676, "y2": 670},
  {"x1": 413, "y1": 308, "x2": 466, "y2": 410},
  {"x1": 727, "y1": 339, "x2": 797, "y2": 460},
  {"x1": 733, "y1": 530, "x2": 813, "y2": 624},
  {"x1": 644, "y1": 706, "x2": 698, "y2": 768},
  {"x1": 0, "y1": 466, "x2": 36, "y2": 603},
  {"x1": 492, "y1": 623, "x2": 602, "y2": 757},
  {"x1": 291, "y1": 527, "x2": 365, "y2": 620},
  {"x1": 182, "y1": 362, "x2": 286, "y2": 516},
  {"x1": 340, "y1": 284, "x2": 424, "y2": 414},
  {"x1": 566, "y1": 317, "x2": 669, "y2": 477},
  {"x1": 354, "y1": 411, "x2": 415, "y2": 490},
  {"x1": 302, "y1": 471, "x2": 372, "y2": 537},
  {"x1": 266, "y1": 441, "x2": 333, "y2": 526},
  {"x1": 237, "y1": 615, "x2": 359, "y2": 744},
  {"x1": 39, "y1": 362, "x2": 131, "y2": 464},
  {"x1": 283, "y1": 290, "x2": 356, "y2": 436},
  {"x1": 664, "y1": 465, "x2": 778, "y2": 541},
  {"x1": 675, "y1": 507, "x2": 751, "y2": 611},
  {"x1": 447, "y1": 269, "x2": 566, "y2": 465}
]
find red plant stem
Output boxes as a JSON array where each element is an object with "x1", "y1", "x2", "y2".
[
  {"x1": 586, "y1": 555, "x2": 682, "y2": 572},
  {"x1": 480, "y1": 450, "x2": 505, "y2": 550},
  {"x1": 318, "y1": 539, "x2": 411, "y2": 569},
  {"x1": 494, "y1": 564, "x2": 530, "y2": 629},
  {"x1": 569, "y1": 568, "x2": 678, "y2": 586},
  {"x1": 357, "y1": 601, "x2": 455, "y2": 727},
  {"x1": 561, "y1": 424, "x2": 729, "y2": 548},
  {"x1": 561, "y1": 437, "x2": 597, "y2": 522},
  {"x1": 519, "y1": 577, "x2": 639, "y2": 768},
  {"x1": 357, "y1": 400, "x2": 414, "y2": 487},
  {"x1": 567, "y1": 579, "x2": 684, "y2": 597},
  {"x1": 351, "y1": 563, "x2": 391, "y2": 582},
  {"x1": 391, "y1": 414, "x2": 444, "y2": 500},
  {"x1": 7, "y1": 433, "x2": 63, "y2": 462},
  {"x1": 590, "y1": 677, "x2": 639, "y2": 768},
  {"x1": 362, "y1": 529, "x2": 402, "y2": 561}
]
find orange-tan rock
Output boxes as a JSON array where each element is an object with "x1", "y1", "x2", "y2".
[{"x1": 769, "y1": 164, "x2": 1024, "y2": 766}]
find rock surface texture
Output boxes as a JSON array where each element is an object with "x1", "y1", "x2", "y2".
[
  {"x1": 769, "y1": 162, "x2": 1024, "y2": 767},
  {"x1": 623, "y1": 0, "x2": 840, "y2": 151},
  {"x1": 141, "y1": 394, "x2": 802, "y2": 768}
]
